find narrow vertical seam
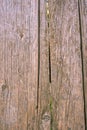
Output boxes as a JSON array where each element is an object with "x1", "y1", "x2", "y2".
[
  {"x1": 78, "y1": 0, "x2": 86, "y2": 129},
  {"x1": 46, "y1": 0, "x2": 51, "y2": 83},
  {"x1": 37, "y1": 0, "x2": 40, "y2": 115},
  {"x1": 49, "y1": 37, "x2": 51, "y2": 83}
]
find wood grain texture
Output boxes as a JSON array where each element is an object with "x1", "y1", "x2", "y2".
[
  {"x1": 0, "y1": 0, "x2": 38, "y2": 130},
  {"x1": 0, "y1": 0, "x2": 86, "y2": 130},
  {"x1": 79, "y1": 0, "x2": 87, "y2": 129},
  {"x1": 38, "y1": 0, "x2": 51, "y2": 129},
  {"x1": 49, "y1": 0, "x2": 85, "y2": 129}
]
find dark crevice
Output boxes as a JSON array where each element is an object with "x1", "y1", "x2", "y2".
[
  {"x1": 37, "y1": 0, "x2": 40, "y2": 114},
  {"x1": 46, "y1": 0, "x2": 51, "y2": 83},
  {"x1": 49, "y1": 43, "x2": 51, "y2": 83},
  {"x1": 78, "y1": 0, "x2": 86, "y2": 129},
  {"x1": 50, "y1": 98, "x2": 53, "y2": 130}
]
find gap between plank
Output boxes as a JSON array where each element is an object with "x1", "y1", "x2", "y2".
[
  {"x1": 46, "y1": 0, "x2": 52, "y2": 83},
  {"x1": 78, "y1": 0, "x2": 86, "y2": 129},
  {"x1": 37, "y1": 0, "x2": 40, "y2": 114}
]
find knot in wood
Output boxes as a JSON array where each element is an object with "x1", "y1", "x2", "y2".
[
  {"x1": 2, "y1": 84, "x2": 8, "y2": 91},
  {"x1": 42, "y1": 113, "x2": 51, "y2": 122}
]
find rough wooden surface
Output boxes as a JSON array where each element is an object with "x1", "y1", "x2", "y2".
[
  {"x1": 49, "y1": 0, "x2": 85, "y2": 129},
  {"x1": 0, "y1": 0, "x2": 86, "y2": 130},
  {"x1": 38, "y1": 0, "x2": 51, "y2": 129},
  {"x1": 0, "y1": 0, "x2": 38, "y2": 130},
  {"x1": 79, "y1": 0, "x2": 87, "y2": 129}
]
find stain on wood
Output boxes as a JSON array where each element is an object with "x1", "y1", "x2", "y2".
[{"x1": 0, "y1": 0, "x2": 86, "y2": 130}]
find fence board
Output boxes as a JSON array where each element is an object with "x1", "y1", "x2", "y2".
[
  {"x1": 79, "y1": 0, "x2": 87, "y2": 129},
  {"x1": 49, "y1": 0, "x2": 85, "y2": 129},
  {"x1": 38, "y1": 0, "x2": 51, "y2": 129},
  {"x1": 0, "y1": 0, "x2": 38, "y2": 130}
]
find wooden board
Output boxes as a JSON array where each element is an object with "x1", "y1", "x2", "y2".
[
  {"x1": 49, "y1": 0, "x2": 85, "y2": 129},
  {"x1": 79, "y1": 0, "x2": 87, "y2": 129},
  {"x1": 38, "y1": 0, "x2": 85, "y2": 129},
  {"x1": 38, "y1": 0, "x2": 51, "y2": 129},
  {"x1": 0, "y1": 0, "x2": 38, "y2": 130}
]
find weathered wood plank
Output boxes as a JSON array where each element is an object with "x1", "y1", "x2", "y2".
[
  {"x1": 49, "y1": 0, "x2": 85, "y2": 129},
  {"x1": 27, "y1": 0, "x2": 38, "y2": 129},
  {"x1": 79, "y1": 0, "x2": 87, "y2": 129},
  {"x1": 0, "y1": 0, "x2": 19, "y2": 129},
  {"x1": 38, "y1": 0, "x2": 51, "y2": 129},
  {"x1": 0, "y1": 0, "x2": 38, "y2": 130}
]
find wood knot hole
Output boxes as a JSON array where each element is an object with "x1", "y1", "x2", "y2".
[
  {"x1": 2, "y1": 84, "x2": 7, "y2": 91},
  {"x1": 20, "y1": 32, "x2": 24, "y2": 39},
  {"x1": 42, "y1": 113, "x2": 51, "y2": 122}
]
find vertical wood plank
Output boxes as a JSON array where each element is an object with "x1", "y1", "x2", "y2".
[
  {"x1": 27, "y1": 0, "x2": 38, "y2": 129},
  {"x1": 49, "y1": 0, "x2": 85, "y2": 129},
  {"x1": 79, "y1": 0, "x2": 87, "y2": 129},
  {"x1": 38, "y1": 0, "x2": 51, "y2": 129},
  {"x1": 17, "y1": 1, "x2": 28, "y2": 129},
  {"x1": 0, "y1": 0, "x2": 19, "y2": 129},
  {"x1": 0, "y1": 0, "x2": 38, "y2": 130}
]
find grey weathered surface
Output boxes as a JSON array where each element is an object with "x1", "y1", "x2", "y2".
[{"x1": 0, "y1": 0, "x2": 86, "y2": 130}]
